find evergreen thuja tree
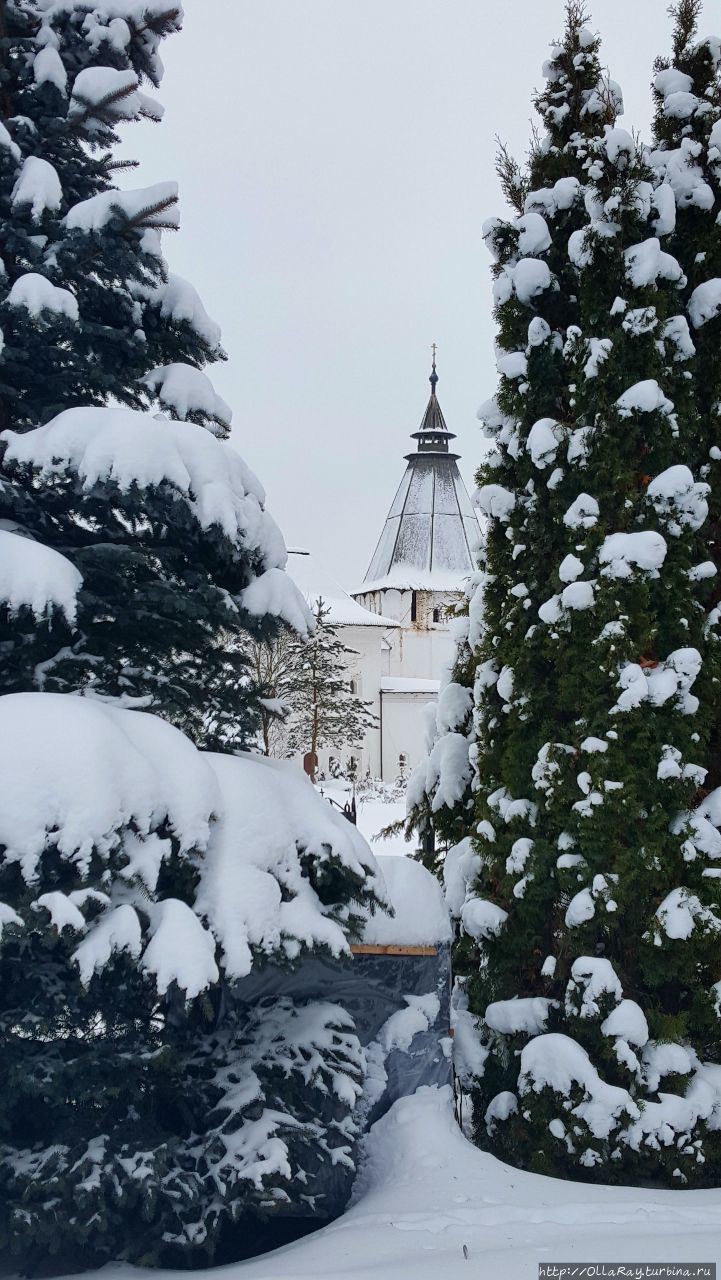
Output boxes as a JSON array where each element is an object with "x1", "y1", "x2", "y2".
[
  {"x1": 456, "y1": 27, "x2": 721, "y2": 1184},
  {"x1": 651, "y1": 2, "x2": 721, "y2": 783},
  {"x1": 0, "y1": 0, "x2": 229, "y2": 438},
  {"x1": 285, "y1": 601, "x2": 377, "y2": 780},
  {"x1": 407, "y1": 2, "x2": 619, "y2": 863}
]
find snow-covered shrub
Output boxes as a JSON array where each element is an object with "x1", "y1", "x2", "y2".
[{"x1": 0, "y1": 693, "x2": 386, "y2": 1268}]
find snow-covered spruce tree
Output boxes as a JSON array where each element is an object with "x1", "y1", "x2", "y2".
[
  {"x1": 0, "y1": 403, "x2": 385, "y2": 1265},
  {"x1": 453, "y1": 41, "x2": 721, "y2": 1182},
  {"x1": 0, "y1": 405, "x2": 307, "y2": 750},
  {"x1": 406, "y1": 3, "x2": 618, "y2": 862},
  {"x1": 0, "y1": 694, "x2": 386, "y2": 1269},
  {"x1": 0, "y1": 6, "x2": 389, "y2": 1271},
  {"x1": 0, "y1": 1, "x2": 230, "y2": 438},
  {"x1": 285, "y1": 600, "x2": 377, "y2": 780},
  {"x1": 0, "y1": 4, "x2": 272, "y2": 747}
]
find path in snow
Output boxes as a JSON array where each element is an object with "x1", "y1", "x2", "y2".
[
  {"x1": 230, "y1": 1086, "x2": 721, "y2": 1279},
  {"x1": 72, "y1": 1087, "x2": 721, "y2": 1280}
]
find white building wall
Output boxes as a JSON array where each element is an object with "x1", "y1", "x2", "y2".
[
  {"x1": 350, "y1": 585, "x2": 465, "y2": 780},
  {"x1": 379, "y1": 691, "x2": 436, "y2": 780},
  {"x1": 354, "y1": 587, "x2": 459, "y2": 681},
  {"x1": 356, "y1": 591, "x2": 455, "y2": 680}
]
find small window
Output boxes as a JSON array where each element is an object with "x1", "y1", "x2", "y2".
[
  {"x1": 410, "y1": 591, "x2": 417, "y2": 622},
  {"x1": 432, "y1": 607, "x2": 440, "y2": 623},
  {"x1": 349, "y1": 678, "x2": 358, "y2": 694}
]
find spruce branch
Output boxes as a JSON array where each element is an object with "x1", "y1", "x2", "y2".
[
  {"x1": 136, "y1": 8, "x2": 183, "y2": 38},
  {"x1": 139, "y1": 219, "x2": 178, "y2": 231},
  {"x1": 51, "y1": 191, "x2": 180, "y2": 278},
  {"x1": 69, "y1": 80, "x2": 141, "y2": 129},
  {"x1": 106, "y1": 159, "x2": 141, "y2": 174},
  {"x1": 127, "y1": 193, "x2": 179, "y2": 229}
]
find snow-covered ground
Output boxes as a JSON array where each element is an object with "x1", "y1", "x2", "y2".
[
  {"x1": 319, "y1": 781, "x2": 413, "y2": 858},
  {"x1": 65, "y1": 1086, "x2": 721, "y2": 1280},
  {"x1": 237, "y1": 1086, "x2": 721, "y2": 1278},
  {"x1": 356, "y1": 797, "x2": 410, "y2": 857}
]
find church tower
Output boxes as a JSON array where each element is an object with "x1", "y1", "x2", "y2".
[{"x1": 353, "y1": 353, "x2": 480, "y2": 688}]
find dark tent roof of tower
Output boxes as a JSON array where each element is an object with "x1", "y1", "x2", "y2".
[{"x1": 358, "y1": 360, "x2": 480, "y2": 592}]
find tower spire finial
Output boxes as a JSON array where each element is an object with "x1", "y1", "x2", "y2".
[{"x1": 430, "y1": 342, "x2": 438, "y2": 394}]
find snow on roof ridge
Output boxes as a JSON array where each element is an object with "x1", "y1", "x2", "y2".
[
  {"x1": 355, "y1": 567, "x2": 472, "y2": 594},
  {"x1": 380, "y1": 677, "x2": 441, "y2": 694},
  {"x1": 287, "y1": 549, "x2": 399, "y2": 628}
]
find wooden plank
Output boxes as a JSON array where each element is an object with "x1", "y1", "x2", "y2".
[{"x1": 350, "y1": 943, "x2": 437, "y2": 956}]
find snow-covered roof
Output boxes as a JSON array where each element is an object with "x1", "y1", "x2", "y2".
[
  {"x1": 358, "y1": 361, "x2": 480, "y2": 593},
  {"x1": 359, "y1": 567, "x2": 473, "y2": 593},
  {"x1": 380, "y1": 677, "x2": 440, "y2": 695},
  {"x1": 288, "y1": 549, "x2": 398, "y2": 628}
]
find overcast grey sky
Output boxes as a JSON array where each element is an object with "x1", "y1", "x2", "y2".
[{"x1": 127, "y1": 0, "x2": 715, "y2": 584}]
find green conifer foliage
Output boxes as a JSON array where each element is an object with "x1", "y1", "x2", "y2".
[
  {"x1": 406, "y1": 4, "x2": 615, "y2": 861},
  {"x1": 0, "y1": 695, "x2": 381, "y2": 1268},
  {"x1": 448, "y1": 4, "x2": 721, "y2": 1185},
  {"x1": 402, "y1": 600, "x2": 477, "y2": 872},
  {"x1": 0, "y1": 404, "x2": 305, "y2": 750},
  {"x1": 0, "y1": 3, "x2": 275, "y2": 748},
  {"x1": 651, "y1": 4, "x2": 721, "y2": 786},
  {"x1": 285, "y1": 601, "x2": 377, "y2": 780},
  {"x1": 0, "y1": 1, "x2": 229, "y2": 438},
  {"x1": 0, "y1": 6, "x2": 383, "y2": 1269}
]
